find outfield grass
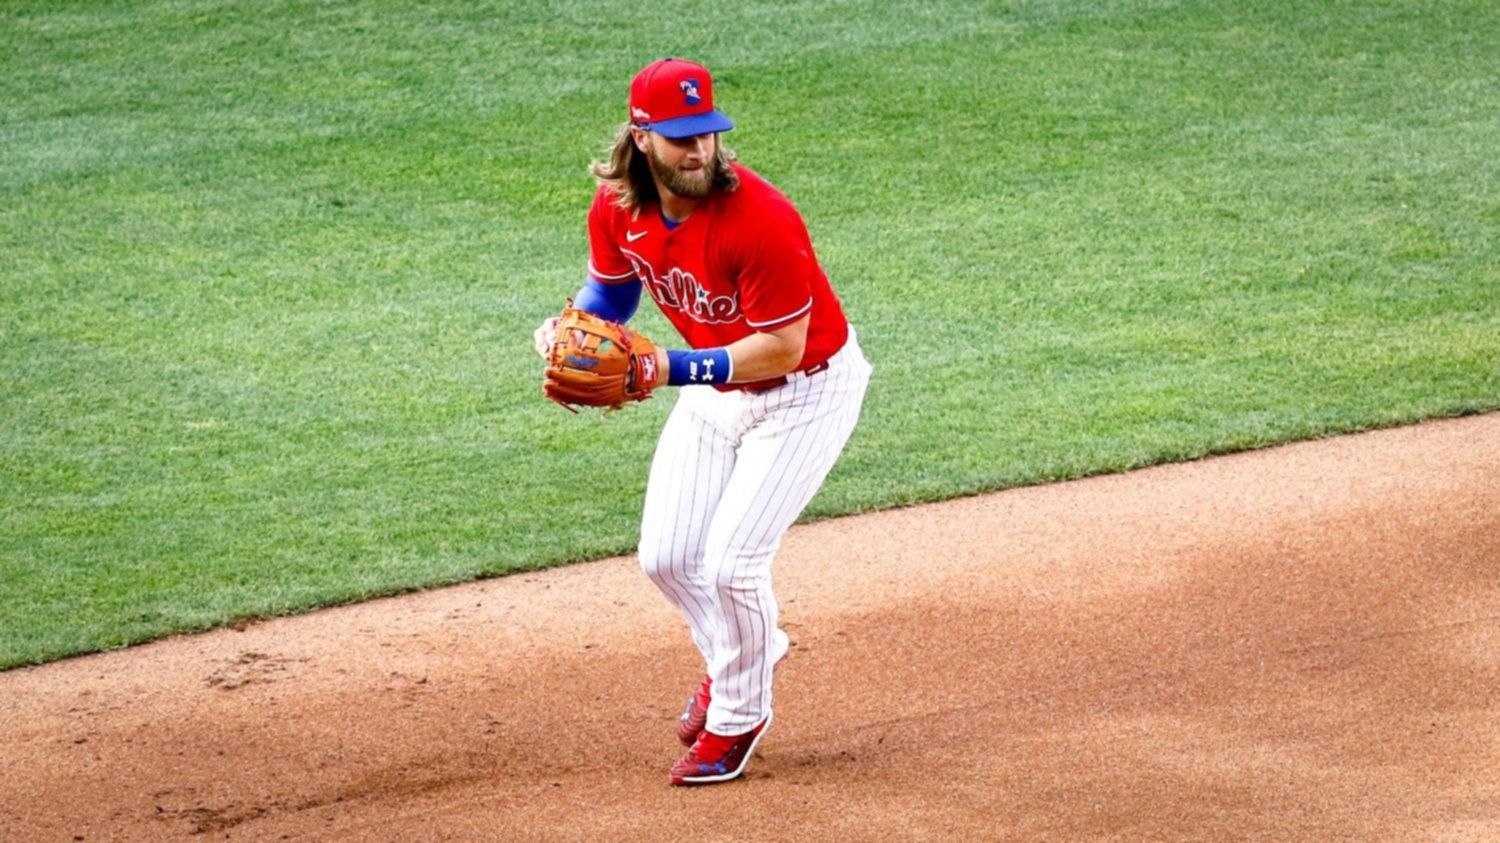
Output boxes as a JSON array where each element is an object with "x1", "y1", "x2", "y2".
[{"x1": 3, "y1": 0, "x2": 1497, "y2": 669}]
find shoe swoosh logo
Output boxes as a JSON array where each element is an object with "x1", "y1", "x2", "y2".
[{"x1": 626, "y1": 230, "x2": 648, "y2": 242}]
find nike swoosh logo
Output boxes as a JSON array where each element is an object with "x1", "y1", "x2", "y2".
[{"x1": 626, "y1": 230, "x2": 648, "y2": 242}]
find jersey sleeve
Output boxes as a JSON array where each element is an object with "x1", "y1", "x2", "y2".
[
  {"x1": 586, "y1": 186, "x2": 637, "y2": 283},
  {"x1": 733, "y1": 201, "x2": 818, "y2": 331}
]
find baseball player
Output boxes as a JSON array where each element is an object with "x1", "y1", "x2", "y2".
[{"x1": 534, "y1": 57, "x2": 871, "y2": 786}]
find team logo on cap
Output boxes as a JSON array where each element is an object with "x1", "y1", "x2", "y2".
[
  {"x1": 680, "y1": 79, "x2": 701, "y2": 105},
  {"x1": 631, "y1": 106, "x2": 651, "y2": 121}
]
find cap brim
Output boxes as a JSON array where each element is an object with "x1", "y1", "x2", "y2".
[{"x1": 644, "y1": 110, "x2": 734, "y2": 139}]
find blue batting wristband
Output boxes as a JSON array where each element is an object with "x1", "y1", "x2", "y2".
[{"x1": 667, "y1": 348, "x2": 732, "y2": 386}]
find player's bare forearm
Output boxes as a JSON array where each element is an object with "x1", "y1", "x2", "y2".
[
  {"x1": 727, "y1": 317, "x2": 809, "y2": 381},
  {"x1": 654, "y1": 316, "x2": 809, "y2": 384}
]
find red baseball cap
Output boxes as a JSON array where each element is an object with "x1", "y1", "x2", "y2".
[{"x1": 628, "y1": 57, "x2": 734, "y2": 138}]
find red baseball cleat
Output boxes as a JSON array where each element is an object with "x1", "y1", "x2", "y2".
[
  {"x1": 676, "y1": 674, "x2": 712, "y2": 747},
  {"x1": 669, "y1": 713, "x2": 772, "y2": 786},
  {"x1": 677, "y1": 636, "x2": 789, "y2": 746}
]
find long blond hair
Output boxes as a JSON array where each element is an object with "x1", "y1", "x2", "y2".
[{"x1": 589, "y1": 123, "x2": 739, "y2": 213}]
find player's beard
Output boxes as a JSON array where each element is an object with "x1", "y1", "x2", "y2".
[{"x1": 647, "y1": 140, "x2": 715, "y2": 199}]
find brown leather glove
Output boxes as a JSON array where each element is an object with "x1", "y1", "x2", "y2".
[{"x1": 542, "y1": 307, "x2": 662, "y2": 413}]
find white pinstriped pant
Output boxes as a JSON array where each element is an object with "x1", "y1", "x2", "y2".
[{"x1": 638, "y1": 329, "x2": 871, "y2": 736}]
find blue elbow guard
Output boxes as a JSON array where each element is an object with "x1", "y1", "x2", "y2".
[
  {"x1": 668, "y1": 348, "x2": 732, "y2": 386},
  {"x1": 574, "y1": 276, "x2": 641, "y2": 323}
]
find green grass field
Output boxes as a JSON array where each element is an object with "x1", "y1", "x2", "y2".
[{"x1": 3, "y1": 0, "x2": 1497, "y2": 669}]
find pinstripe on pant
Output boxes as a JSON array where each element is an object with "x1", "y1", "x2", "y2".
[{"x1": 638, "y1": 329, "x2": 872, "y2": 735}]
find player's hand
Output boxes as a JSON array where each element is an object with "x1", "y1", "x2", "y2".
[{"x1": 533, "y1": 315, "x2": 561, "y2": 361}]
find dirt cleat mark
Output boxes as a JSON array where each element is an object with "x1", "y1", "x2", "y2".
[
  {"x1": 155, "y1": 802, "x2": 269, "y2": 835},
  {"x1": 204, "y1": 652, "x2": 307, "y2": 691}
]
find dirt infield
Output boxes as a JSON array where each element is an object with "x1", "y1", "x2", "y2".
[{"x1": 2, "y1": 414, "x2": 1497, "y2": 841}]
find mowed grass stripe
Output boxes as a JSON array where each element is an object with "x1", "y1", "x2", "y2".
[{"x1": 2, "y1": 0, "x2": 1497, "y2": 667}]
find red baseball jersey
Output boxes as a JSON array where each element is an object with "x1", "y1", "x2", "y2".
[{"x1": 586, "y1": 163, "x2": 849, "y2": 388}]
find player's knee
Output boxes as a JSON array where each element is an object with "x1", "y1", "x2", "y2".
[
  {"x1": 708, "y1": 546, "x2": 773, "y2": 595},
  {"x1": 637, "y1": 539, "x2": 685, "y2": 585}
]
